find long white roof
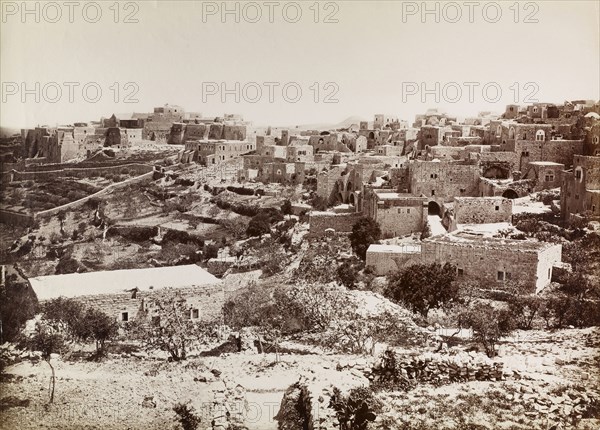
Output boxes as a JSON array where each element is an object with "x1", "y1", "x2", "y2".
[{"x1": 29, "y1": 264, "x2": 221, "y2": 301}]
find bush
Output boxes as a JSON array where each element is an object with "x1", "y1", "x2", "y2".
[
  {"x1": 385, "y1": 263, "x2": 459, "y2": 318},
  {"x1": 507, "y1": 295, "x2": 544, "y2": 330},
  {"x1": 329, "y1": 386, "x2": 381, "y2": 430},
  {"x1": 246, "y1": 212, "x2": 271, "y2": 237},
  {"x1": 459, "y1": 304, "x2": 514, "y2": 357},
  {"x1": 0, "y1": 273, "x2": 39, "y2": 342},
  {"x1": 202, "y1": 243, "x2": 219, "y2": 260},
  {"x1": 349, "y1": 217, "x2": 381, "y2": 260},
  {"x1": 173, "y1": 403, "x2": 201, "y2": 430}
]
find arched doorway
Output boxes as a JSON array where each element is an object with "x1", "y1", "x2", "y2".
[
  {"x1": 428, "y1": 201, "x2": 441, "y2": 216},
  {"x1": 502, "y1": 189, "x2": 519, "y2": 199},
  {"x1": 349, "y1": 194, "x2": 356, "y2": 205}
]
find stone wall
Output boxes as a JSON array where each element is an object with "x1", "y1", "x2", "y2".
[
  {"x1": 8, "y1": 163, "x2": 152, "y2": 182},
  {"x1": 420, "y1": 237, "x2": 561, "y2": 293},
  {"x1": 38, "y1": 283, "x2": 225, "y2": 323},
  {"x1": 34, "y1": 171, "x2": 154, "y2": 220},
  {"x1": 365, "y1": 245, "x2": 422, "y2": 275},
  {"x1": 0, "y1": 209, "x2": 35, "y2": 227},
  {"x1": 308, "y1": 212, "x2": 362, "y2": 236},
  {"x1": 338, "y1": 351, "x2": 506, "y2": 386},
  {"x1": 452, "y1": 197, "x2": 512, "y2": 230},
  {"x1": 409, "y1": 161, "x2": 480, "y2": 202}
]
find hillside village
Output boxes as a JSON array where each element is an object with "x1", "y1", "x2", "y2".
[{"x1": 1, "y1": 100, "x2": 600, "y2": 430}]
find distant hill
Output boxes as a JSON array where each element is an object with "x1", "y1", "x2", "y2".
[
  {"x1": 0, "y1": 127, "x2": 21, "y2": 138},
  {"x1": 286, "y1": 116, "x2": 367, "y2": 131}
]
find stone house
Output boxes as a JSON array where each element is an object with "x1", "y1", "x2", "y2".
[
  {"x1": 522, "y1": 161, "x2": 564, "y2": 192},
  {"x1": 28, "y1": 265, "x2": 224, "y2": 323},
  {"x1": 408, "y1": 160, "x2": 481, "y2": 207},
  {"x1": 363, "y1": 189, "x2": 427, "y2": 238},
  {"x1": 366, "y1": 232, "x2": 562, "y2": 293},
  {"x1": 449, "y1": 197, "x2": 512, "y2": 231},
  {"x1": 561, "y1": 155, "x2": 600, "y2": 220},
  {"x1": 183, "y1": 140, "x2": 255, "y2": 165}
]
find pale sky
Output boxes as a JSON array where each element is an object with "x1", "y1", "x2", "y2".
[{"x1": 1, "y1": 0, "x2": 599, "y2": 128}]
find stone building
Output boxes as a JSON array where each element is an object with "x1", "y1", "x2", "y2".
[
  {"x1": 584, "y1": 122, "x2": 600, "y2": 156},
  {"x1": 450, "y1": 197, "x2": 512, "y2": 231},
  {"x1": 420, "y1": 125, "x2": 443, "y2": 148},
  {"x1": 105, "y1": 127, "x2": 129, "y2": 148},
  {"x1": 363, "y1": 189, "x2": 427, "y2": 238},
  {"x1": 28, "y1": 265, "x2": 224, "y2": 323},
  {"x1": 522, "y1": 161, "x2": 564, "y2": 192},
  {"x1": 286, "y1": 143, "x2": 314, "y2": 163},
  {"x1": 374, "y1": 114, "x2": 400, "y2": 129},
  {"x1": 561, "y1": 155, "x2": 600, "y2": 220},
  {"x1": 182, "y1": 140, "x2": 255, "y2": 165},
  {"x1": 421, "y1": 233, "x2": 561, "y2": 293},
  {"x1": 408, "y1": 160, "x2": 481, "y2": 208},
  {"x1": 366, "y1": 232, "x2": 562, "y2": 293},
  {"x1": 260, "y1": 162, "x2": 305, "y2": 185}
]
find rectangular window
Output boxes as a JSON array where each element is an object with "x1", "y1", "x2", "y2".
[
  {"x1": 406, "y1": 208, "x2": 411, "y2": 214},
  {"x1": 397, "y1": 208, "x2": 402, "y2": 214},
  {"x1": 548, "y1": 268, "x2": 551, "y2": 279},
  {"x1": 457, "y1": 268, "x2": 464, "y2": 276},
  {"x1": 495, "y1": 206, "x2": 500, "y2": 211},
  {"x1": 431, "y1": 190, "x2": 435, "y2": 196},
  {"x1": 121, "y1": 312, "x2": 129, "y2": 322},
  {"x1": 497, "y1": 271, "x2": 504, "y2": 281},
  {"x1": 192, "y1": 309, "x2": 199, "y2": 319}
]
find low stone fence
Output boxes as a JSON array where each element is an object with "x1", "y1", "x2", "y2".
[
  {"x1": 210, "y1": 378, "x2": 247, "y2": 429},
  {"x1": 7, "y1": 163, "x2": 153, "y2": 182},
  {"x1": 0, "y1": 208, "x2": 35, "y2": 227},
  {"x1": 337, "y1": 351, "x2": 507, "y2": 386},
  {"x1": 34, "y1": 171, "x2": 154, "y2": 220},
  {"x1": 308, "y1": 211, "x2": 362, "y2": 237}
]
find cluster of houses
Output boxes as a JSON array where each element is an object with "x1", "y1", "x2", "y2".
[
  {"x1": 17, "y1": 104, "x2": 248, "y2": 164},
  {"x1": 191, "y1": 101, "x2": 597, "y2": 294},
  {"x1": 6, "y1": 99, "x2": 600, "y2": 323}
]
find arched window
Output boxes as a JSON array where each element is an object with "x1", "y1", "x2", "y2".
[
  {"x1": 535, "y1": 130, "x2": 545, "y2": 141},
  {"x1": 508, "y1": 127, "x2": 515, "y2": 139}
]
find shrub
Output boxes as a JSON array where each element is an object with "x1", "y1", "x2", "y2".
[
  {"x1": 507, "y1": 295, "x2": 544, "y2": 330},
  {"x1": 329, "y1": 386, "x2": 380, "y2": 430},
  {"x1": 246, "y1": 212, "x2": 271, "y2": 237},
  {"x1": 202, "y1": 243, "x2": 219, "y2": 260},
  {"x1": 0, "y1": 273, "x2": 39, "y2": 342},
  {"x1": 385, "y1": 263, "x2": 459, "y2": 318},
  {"x1": 281, "y1": 199, "x2": 293, "y2": 216},
  {"x1": 128, "y1": 297, "x2": 219, "y2": 361},
  {"x1": 173, "y1": 403, "x2": 201, "y2": 430},
  {"x1": 459, "y1": 304, "x2": 514, "y2": 357},
  {"x1": 349, "y1": 217, "x2": 382, "y2": 260}
]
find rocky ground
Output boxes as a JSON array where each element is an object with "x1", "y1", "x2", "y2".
[{"x1": 1, "y1": 328, "x2": 598, "y2": 430}]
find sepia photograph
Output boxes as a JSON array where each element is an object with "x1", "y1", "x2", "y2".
[{"x1": 0, "y1": 1, "x2": 599, "y2": 429}]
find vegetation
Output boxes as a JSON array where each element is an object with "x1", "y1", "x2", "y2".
[
  {"x1": 26, "y1": 323, "x2": 65, "y2": 404},
  {"x1": 0, "y1": 272, "x2": 39, "y2": 342},
  {"x1": 246, "y1": 211, "x2": 272, "y2": 237},
  {"x1": 330, "y1": 386, "x2": 381, "y2": 430},
  {"x1": 459, "y1": 303, "x2": 514, "y2": 357},
  {"x1": 349, "y1": 217, "x2": 382, "y2": 260},
  {"x1": 128, "y1": 297, "x2": 219, "y2": 361},
  {"x1": 385, "y1": 263, "x2": 459, "y2": 318},
  {"x1": 173, "y1": 403, "x2": 201, "y2": 430}
]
